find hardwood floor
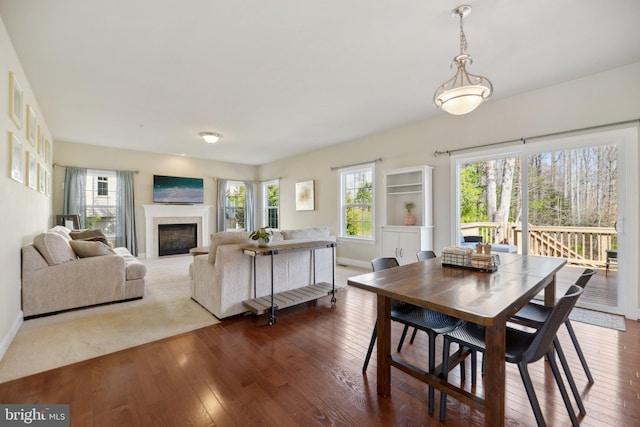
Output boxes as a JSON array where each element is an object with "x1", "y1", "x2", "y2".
[{"x1": 0, "y1": 285, "x2": 638, "y2": 426}]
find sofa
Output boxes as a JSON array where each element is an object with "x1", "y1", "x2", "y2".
[
  {"x1": 190, "y1": 227, "x2": 337, "y2": 319},
  {"x1": 21, "y1": 226, "x2": 146, "y2": 318}
]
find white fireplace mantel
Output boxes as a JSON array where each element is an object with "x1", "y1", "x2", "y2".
[{"x1": 142, "y1": 204, "x2": 212, "y2": 258}]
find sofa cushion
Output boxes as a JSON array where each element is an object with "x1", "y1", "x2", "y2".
[
  {"x1": 33, "y1": 232, "x2": 77, "y2": 265},
  {"x1": 70, "y1": 240, "x2": 115, "y2": 258},
  {"x1": 281, "y1": 227, "x2": 330, "y2": 240},
  {"x1": 113, "y1": 247, "x2": 147, "y2": 280},
  {"x1": 70, "y1": 228, "x2": 109, "y2": 245},
  {"x1": 208, "y1": 231, "x2": 251, "y2": 264}
]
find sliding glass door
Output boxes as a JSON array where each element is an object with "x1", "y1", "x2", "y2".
[{"x1": 453, "y1": 127, "x2": 638, "y2": 316}]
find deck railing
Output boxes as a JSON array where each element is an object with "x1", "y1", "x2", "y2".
[{"x1": 461, "y1": 222, "x2": 617, "y2": 267}]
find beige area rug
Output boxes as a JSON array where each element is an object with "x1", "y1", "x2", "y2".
[{"x1": 0, "y1": 255, "x2": 219, "y2": 383}]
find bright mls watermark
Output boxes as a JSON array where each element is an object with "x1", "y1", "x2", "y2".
[{"x1": 0, "y1": 405, "x2": 69, "y2": 426}]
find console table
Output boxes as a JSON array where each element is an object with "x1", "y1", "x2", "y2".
[{"x1": 242, "y1": 240, "x2": 339, "y2": 325}]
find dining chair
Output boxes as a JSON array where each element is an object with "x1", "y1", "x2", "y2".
[
  {"x1": 363, "y1": 257, "x2": 465, "y2": 414},
  {"x1": 416, "y1": 250, "x2": 436, "y2": 262},
  {"x1": 439, "y1": 285, "x2": 585, "y2": 426},
  {"x1": 510, "y1": 268, "x2": 596, "y2": 383}
]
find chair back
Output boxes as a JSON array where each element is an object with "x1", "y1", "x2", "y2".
[
  {"x1": 575, "y1": 268, "x2": 596, "y2": 289},
  {"x1": 522, "y1": 284, "x2": 583, "y2": 364},
  {"x1": 371, "y1": 257, "x2": 400, "y2": 272},
  {"x1": 416, "y1": 250, "x2": 436, "y2": 261}
]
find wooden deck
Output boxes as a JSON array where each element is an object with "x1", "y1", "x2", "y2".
[{"x1": 555, "y1": 265, "x2": 617, "y2": 308}]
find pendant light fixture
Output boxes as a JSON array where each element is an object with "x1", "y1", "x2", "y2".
[{"x1": 433, "y1": 5, "x2": 493, "y2": 116}]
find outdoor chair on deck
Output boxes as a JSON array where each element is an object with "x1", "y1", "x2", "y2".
[
  {"x1": 439, "y1": 285, "x2": 586, "y2": 426},
  {"x1": 510, "y1": 268, "x2": 596, "y2": 382}
]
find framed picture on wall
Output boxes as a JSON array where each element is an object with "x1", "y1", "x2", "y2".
[
  {"x1": 26, "y1": 151, "x2": 37, "y2": 189},
  {"x1": 26, "y1": 105, "x2": 37, "y2": 146},
  {"x1": 38, "y1": 162, "x2": 46, "y2": 193},
  {"x1": 295, "y1": 180, "x2": 315, "y2": 211},
  {"x1": 44, "y1": 139, "x2": 51, "y2": 164},
  {"x1": 9, "y1": 72, "x2": 23, "y2": 128},
  {"x1": 10, "y1": 132, "x2": 23, "y2": 183}
]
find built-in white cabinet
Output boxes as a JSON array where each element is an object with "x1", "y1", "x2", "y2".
[
  {"x1": 381, "y1": 226, "x2": 434, "y2": 265},
  {"x1": 381, "y1": 165, "x2": 434, "y2": 265}
]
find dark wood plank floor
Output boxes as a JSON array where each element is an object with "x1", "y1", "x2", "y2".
[{"x1": 0, "y1": 286, "x2": 638, "y2": 426}]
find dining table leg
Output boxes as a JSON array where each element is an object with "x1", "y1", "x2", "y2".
[
  {"x1": 484, "y1": 317, "x2": 507, "y2": 427},
  {"x1": 376, "y1": 294, "x2": 392, "y2": 397}
]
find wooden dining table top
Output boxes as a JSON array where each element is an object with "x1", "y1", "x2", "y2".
[{"x1": 347, "y1": 253, "x2": 567, "y2": 326}]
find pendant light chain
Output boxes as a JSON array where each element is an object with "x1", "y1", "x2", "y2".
[{"x1": 458, "y1": 12, "x2": 468, "y2": 55}]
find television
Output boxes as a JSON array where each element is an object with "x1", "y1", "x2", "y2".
[{"x1": 153, "y1": 175, "x2": 204, "y2": 204}]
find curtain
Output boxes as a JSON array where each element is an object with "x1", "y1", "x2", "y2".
[
  {"x1": 63, "y1": 167, "x2": 87, "y2": 228},
  {"x1": 216, "y1": 179, "x2": 227, "y2": 232},
  {"x1": 116, "y1": 170, "x2": 138, "y2": 255},
  {"x1": 245, "y1": 180, "x2": 255, "y2": 232}
]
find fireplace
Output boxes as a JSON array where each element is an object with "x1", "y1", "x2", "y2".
[
  {"x1": 158, "y1": 223, "x2": 197, "y2": 256},
  {"x1": 142, "y1": 204, "x2": 212, "y2": 259}
]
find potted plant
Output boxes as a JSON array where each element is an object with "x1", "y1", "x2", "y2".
[
  {"x1": 404, "y1": 201, "x2": 416, "y2": 226},
  {"x1": 249, "y1": 227, "x2": 272, "y2": 247}
]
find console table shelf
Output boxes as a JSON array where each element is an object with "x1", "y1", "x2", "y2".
[{"x1": 242, "y1": 240, "x2": 339, "y2": 325}]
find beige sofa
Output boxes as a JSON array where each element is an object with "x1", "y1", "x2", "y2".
[
  {"x1": 21, "y1": 226, "x2": 146, "y2": 318},
  {"x1": 190, "y1": 227, "x2": 337, "y2": 319}
]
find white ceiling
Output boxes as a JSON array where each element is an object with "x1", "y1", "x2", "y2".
[{"x1": 1, "y1": 1, "x2": 639, "y2": 165}]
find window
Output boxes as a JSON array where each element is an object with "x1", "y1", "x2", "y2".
[
  {"x1": 261, "y1": 179, "x2": 279, "y2": 229},
  {"x1": 225, "y1": 181, "x2": 246, "y2": 230},
  {"x1": 339, "y1": 164, "x2": 374, "y2": 239},
  {"x1": 85, "y1": 170, "x2": 117, "y2": 243},
  {"x1": 97, "y1": 176, "x2": 108, "y2": 196}
]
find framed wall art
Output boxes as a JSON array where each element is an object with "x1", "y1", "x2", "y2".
[
  {"x1": 38, "y1": 162, "x2": 46, "y2": 193},
  {"x1": 44, "y1": 139, "x2": 51, "y2": 164},
  {"x1": 295, "y1": 180, "x2": 315, "y2": 211},
  {"x1": 10, "y1": 132, "x2": 23, "y2": 183},
  {"x1": 38, "y1": 126, "x2": 45, "y2": 156},
  {"x1": 26, "y1": 151, "x2": 37, "y2": 189},
  {"x1": 9, "y1": 72, "x2": 23, "y2": 128},
  {"x1": 26, "y1": 105, "x2": 37, "y2": 146}
]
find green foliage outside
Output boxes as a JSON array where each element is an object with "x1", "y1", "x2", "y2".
[
  {"x1": 460, "y1": 165, "x2": 487, "y2": 223},
  {"x1": 345, "y1": 180, "x2": 373, "y2": 238},
  {"x1": 266, "y1": 184, "x2": 279, "y2": 229},
  {"x1": 226, "y1": 184, "x2": 245, "y2": 229}
]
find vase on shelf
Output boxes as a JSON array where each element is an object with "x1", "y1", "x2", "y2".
[{"x1": 403, "y1": 213, "x2": 416, "y2": 226}]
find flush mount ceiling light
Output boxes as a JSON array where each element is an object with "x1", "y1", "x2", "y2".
[
  {"x1": 433, "y1": 5, "x2": 493, "y2": 116},
  {"x1": 199, "y1": 132, "x2": 222, "y2": 144}
]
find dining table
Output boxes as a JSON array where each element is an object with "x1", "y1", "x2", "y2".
[{"x1": 347, "y1": 253, "x2": 566, "y2": 427}]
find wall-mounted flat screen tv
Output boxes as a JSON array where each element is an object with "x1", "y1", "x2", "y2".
[{"x1": 153, "y1": 175, "x2": 204, "y2": 204}]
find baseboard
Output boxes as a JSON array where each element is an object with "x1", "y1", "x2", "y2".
[
  {"x1": 0, "y1": 311, "x2": 23, "y2": 363},
  {"x1": 337, "y1": 257, "x2": 370, "y2": 269}
]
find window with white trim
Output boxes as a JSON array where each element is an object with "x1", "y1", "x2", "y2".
[
  {"x1": 339, "y1": 164, "x2": 374, "y2": 240},
  {"x1": 261, "y1": 179, "x2": 279, "y2": 229},
  {"x1": 224, "y1": 181, "x2": 246, "y2": 230}
]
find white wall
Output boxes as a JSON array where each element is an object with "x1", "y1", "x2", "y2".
[
  {"x1": 0, "y1": 18, "x2": 53, "y2": 360},
  {"x1": 259, "y1": 62, "x2": 640, "y2": 312},
  {"x1": 52, "y1": 141, "x2": 258, "y2": 256}
]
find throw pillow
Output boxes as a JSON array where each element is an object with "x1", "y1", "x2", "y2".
[
  {"x1": 49, "y1": 225, "x2": 72, "y2": 241},
  {"x1": 70, "y1": 240, "x2": 115, "y2": 258},
  {"x1": 69, "y1": 228, "x2": 109, "y2": 245},
  {"x1": 281, "y1": 227, "x2": 330, "y2": 240},
  {"x1": 33, "y1": 232, "x2": 77, "y2": 265}
]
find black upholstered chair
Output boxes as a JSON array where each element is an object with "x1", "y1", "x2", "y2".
[
  {"x1": 363, "y1": 257, "x2": 465, "y2": 413},
  {"x1": 439, "y1": 285, "x2": 586, "y2": 426},
  {"x1": 510, "y1": 268, "x2": 596, "y2": 382}
]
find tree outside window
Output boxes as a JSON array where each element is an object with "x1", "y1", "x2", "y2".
[
  {"x1": 340, "y1": 165, "x2": 374, "y2": 239},
  {"x1": 225, "y1": 181, "x2": 246, "y2": 230},
  {"x1": 262, "y1": 180, "x2": 279, "y2": 229}
]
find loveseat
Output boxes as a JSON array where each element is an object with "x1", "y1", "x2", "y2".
[
  {"x1": 21, "y1": 226, "x2": 146, "y2": 318},
  {"x1": 190, "y1": 227, "x2": 337, "y2": 319}
]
